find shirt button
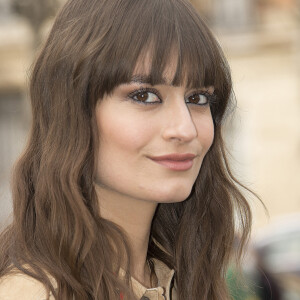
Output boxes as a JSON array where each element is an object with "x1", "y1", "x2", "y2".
[{"x1": 140, "y1": 297, "x2": 150, "y2": 300}]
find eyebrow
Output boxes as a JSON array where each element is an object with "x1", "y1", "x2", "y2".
[
  {"x1": 130, "y1": 74, "x2": 169, "y2": 85},
  {"x1": 127, "y1": 74, "x2": 213, "y2": 92}
]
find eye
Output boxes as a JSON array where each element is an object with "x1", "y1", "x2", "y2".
[
  {"x1": 128, "y1": 89, "x2": 161, "y2": 105},
  {"x1": 186, "y1": 92, "x2": 209, "y2": 106}
]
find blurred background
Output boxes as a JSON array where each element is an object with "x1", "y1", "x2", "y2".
[{"x1": 0, "y1": 0, "x2": 299, "y2": 299}]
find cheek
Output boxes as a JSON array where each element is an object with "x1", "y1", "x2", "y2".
[
  {"x1": 96, "y1": 107, "x2": 152, "y2": 155},
  {"x1": 194, "y1": 113, "x2": 215, "y2": 151}
]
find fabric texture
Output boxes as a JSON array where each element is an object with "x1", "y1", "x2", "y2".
[{"x1": 120, "y1": 258, "x2": 177, "y2": 300}]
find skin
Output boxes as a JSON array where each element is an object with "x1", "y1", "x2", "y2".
[{"x1": 94, "y1": 59, "x2": 214, "y2": 288}]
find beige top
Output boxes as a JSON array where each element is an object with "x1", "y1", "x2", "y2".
[
  {"x1": 125, "y1": 258, "x2": 177, "y2": 300},
  {"x1": 0, "y1": 258, "x2": 177, "y2": 300}
]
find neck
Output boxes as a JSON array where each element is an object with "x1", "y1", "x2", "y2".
[{"x1": 95, "y1": 183, "x2": 158, "y2": 287}]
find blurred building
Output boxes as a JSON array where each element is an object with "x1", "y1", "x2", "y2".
[{"x1": 0, "y1": 0, "x2": 65, "y2": 225}]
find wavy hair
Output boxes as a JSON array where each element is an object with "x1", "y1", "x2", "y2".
[{"x1": 0, "y1": 0, "x2": 253, "y2": 299}]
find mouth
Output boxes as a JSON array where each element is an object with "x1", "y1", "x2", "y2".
[{"x1": 148, "y1": 153, "x2": 196, "y2": 171}]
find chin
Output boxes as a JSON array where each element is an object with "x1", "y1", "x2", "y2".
[{"x1": 152, "y1": 188, "x2": 193, "y2": 204}]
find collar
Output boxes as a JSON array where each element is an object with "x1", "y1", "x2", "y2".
[{"x1": 120, "y1": 258, "x2": 175, "y2": 300}]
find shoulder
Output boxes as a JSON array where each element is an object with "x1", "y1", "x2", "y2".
[{"x1": 0, "y1": 272, "x2": 54, "y2": 300}]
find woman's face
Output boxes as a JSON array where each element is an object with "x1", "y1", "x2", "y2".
[{"x1": 95, "y1": 62, "x2": 214, "y2": 204}]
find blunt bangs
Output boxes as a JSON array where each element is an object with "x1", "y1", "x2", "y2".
[{"x1": 84, "y1": 0, "x2": 232, "y2": 121}]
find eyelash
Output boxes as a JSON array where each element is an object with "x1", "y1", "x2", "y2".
[
  {"x1": 128, "y1": 88, "x2": 161, "y2": 105},
  {"x1": 127, "y1": 87, "x2": 216, "y2": 106}
]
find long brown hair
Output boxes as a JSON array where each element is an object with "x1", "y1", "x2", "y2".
[{"x1": 0, "y1": 0, "x2": 253, "y2": 299}]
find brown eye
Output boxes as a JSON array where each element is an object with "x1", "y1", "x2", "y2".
[
  {"x1": 187, "y1": 93, "x2": 208, "y2": 105},
  {"x1": 130, "y1": 90, "x2": 160, "y2": 104},
  {"x1": 136, "y1": 92, "x2": 149, "y2": 102}
]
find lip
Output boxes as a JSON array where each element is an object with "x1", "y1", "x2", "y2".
[
  {"x1": 149, "y1": 153, "x2": 196, "y2": 161},
  {"x1": 148, "y1": 153, "x2": 196, "y2": 171}
]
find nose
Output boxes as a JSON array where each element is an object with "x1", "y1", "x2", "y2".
[{"x1": 162, "y1": 100, "x2": 198, "y2": 143}]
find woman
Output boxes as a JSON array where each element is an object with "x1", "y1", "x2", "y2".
[{"x1": 0, "y1": 0, "x2": 252, "y2": 299}]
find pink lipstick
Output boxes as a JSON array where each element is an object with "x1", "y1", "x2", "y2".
[{"x1": 149, "y1": 153, "x2": 196, "y2": 171}]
